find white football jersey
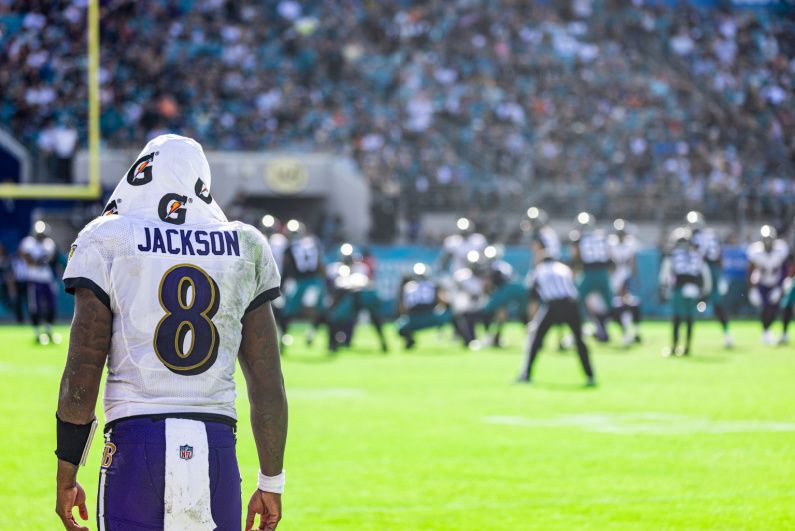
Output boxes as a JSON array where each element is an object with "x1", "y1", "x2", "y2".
[
  {"x1": 444, "y1": 233, "x2": 488, "y2": 271},
  {"x1": 19, "y1": 236, "x2": 56, "y2": 283},
  {"x1": 607, "y1": 234, "x2": 637, "y2": 293},
  {"x1": 63, "y1": 215, "x2": 280, "y2": 423},
  {"x1": 268, "y1": 232, "x2": 288, "y2": 273},
  {"x1": 692, "y1": 229, "x2": 722, "y2": 263},
  {"x1": 747, "y1": 240, "x2": 789, "y2": 287}
]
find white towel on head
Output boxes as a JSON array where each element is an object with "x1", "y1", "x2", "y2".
[
  {"x1": 100, "y1": 134, "x2": 228, "y2": 225},
  {"x1": 164, "y1": 418, "x2": 216, "y2": 531}
]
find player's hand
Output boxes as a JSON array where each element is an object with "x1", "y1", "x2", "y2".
[
  {"x1": 55, "y1": 479, "x2": 89, "y2": 531},
  {"x1": 246, "y1": 490, "x2": 282, "y2": 530}
]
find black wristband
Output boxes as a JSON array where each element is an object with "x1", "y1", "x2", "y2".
[{"x1": 55, "y1": 413, "x2": 97, "y2": 466}]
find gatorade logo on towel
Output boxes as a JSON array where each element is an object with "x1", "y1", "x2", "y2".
[
  {"x1": 158, "y1": 193, "x2": 188, "y2": 225},
  {"x1": 126, "y1": 152, "x2": 156, "y2": 186}
]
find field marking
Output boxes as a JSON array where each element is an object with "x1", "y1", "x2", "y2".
[
  {"x1": 288, "y1": 489, "x2": 795, "y2": 515},
  {"x1": 483, "y1": 413, "x2": 795, "y2": 434},
  {"x1": 0, "y1": 362, "x2": 62, "y2": 376},
  {"x1": 287, "y1": 388, "x2": 366, "y2": 398}
]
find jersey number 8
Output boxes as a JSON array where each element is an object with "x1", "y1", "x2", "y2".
[{"x1": 154, "y1": 264, "x2": 220, "y2": 375}]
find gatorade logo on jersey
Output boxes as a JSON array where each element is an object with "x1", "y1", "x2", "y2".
[
  {"x1": 126, "y1": 152, "x2": 155, "y2": 186},
  {"x1": 158, "y1": 193, "x2": 188, "y2": 225},
  {"x1": 101, "y1": 200, "x2": 118, "y2": 217},
  {"x1": 194, "y1": 177, "x2": 213, "y2": 204}
]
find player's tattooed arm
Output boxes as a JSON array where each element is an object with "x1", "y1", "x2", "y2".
[
  {"x1": 239, "y1": 301, "x2": 288, "y2": 476},
  {"x1": 55, "y1": 288, "x2": 111, "y2": 531},
  {"x1": 57, "y1": 288, "x2": 112, "y2": 425}
]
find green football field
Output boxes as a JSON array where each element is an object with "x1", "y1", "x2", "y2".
[{"x1": 1, "y1": 320, "x2": 794, "y2": 530}]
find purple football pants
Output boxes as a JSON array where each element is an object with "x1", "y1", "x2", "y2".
[{"x1": 98, "y1": 418, "x2": 241, "y2": 530}]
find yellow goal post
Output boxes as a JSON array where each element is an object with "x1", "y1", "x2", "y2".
[{"x1": 0, "y1": 0, "x2": 100, "y2": 199}]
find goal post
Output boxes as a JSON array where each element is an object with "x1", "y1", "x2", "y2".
[{"x1": 0, "y1": 0, "x2": 101, "y2": 199}]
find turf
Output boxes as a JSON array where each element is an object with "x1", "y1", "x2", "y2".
[{"x1": 1, "y1": 320, "x2": 794, "y2": 530}]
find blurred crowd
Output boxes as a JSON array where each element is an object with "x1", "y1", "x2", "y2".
[{"x1": 1, "y1": 0, "x2": 794, "y2": 225}]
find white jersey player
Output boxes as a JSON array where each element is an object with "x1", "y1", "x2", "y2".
[
  {"x1": 56, "y1": 135, "x2": 286, "y2": 531},
  {"x1": 607, "y1": 219, "x2": 642, "y2": 344},
  {"x1": 746, "y1": 225, "x2": 789, "y2": 345},
  {"x1": 442, "y1": 217, "x2": 488, "y2": 273},
  {"x1": 19, "y1": 222, "x2": 59, "y2": 342}
]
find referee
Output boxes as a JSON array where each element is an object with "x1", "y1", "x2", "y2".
[{"x1": 518, "y1": 252, "x2": 596, "y2": 386}]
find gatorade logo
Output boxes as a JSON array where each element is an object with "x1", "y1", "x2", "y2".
[
  {"x1": 158, "y1": 193, "x2": 188, "y2": 225},
  {"x1": 126, "y1": 153, "x2": 155, "y2": 186}
]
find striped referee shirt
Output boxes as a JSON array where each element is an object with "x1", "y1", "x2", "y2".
[{"x1": 526, "y1": 260, "x2": 579, "y2": 303}]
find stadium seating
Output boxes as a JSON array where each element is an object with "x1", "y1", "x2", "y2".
[{"x1": 1, "y1": 0, "x2": 793, "y2": 224}]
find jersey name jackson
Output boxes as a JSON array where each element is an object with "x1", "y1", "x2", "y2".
[{"x1": 135, "y1": 226, "x2": 241, "y2": 257}]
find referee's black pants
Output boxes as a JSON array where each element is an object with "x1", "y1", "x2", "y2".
[{"x1": 520, "y1": 299, "x2": 594, "y2": 380}]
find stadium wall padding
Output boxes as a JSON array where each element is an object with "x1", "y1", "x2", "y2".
[{"x1": 0, "y1": 245, "x2": 755, "y2": 323}]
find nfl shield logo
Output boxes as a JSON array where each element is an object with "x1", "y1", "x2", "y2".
[{"x1": 180, "y1": 445, "x2": 193, "y2": 460}]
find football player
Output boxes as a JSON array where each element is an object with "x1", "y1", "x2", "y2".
[
  {"x1": 570, "y1": 212, "x2": 615, "y2": 342},
  {"x1": 280, "y1": 220, "x2": 326, "y2": 347},
  {"x1": 659, "y1": 227, "x2": 712, "y2": 356},
  {"x1": 778, "y1": 217, "x2": 795, "y2": 344},
  {"x1": 325, "y1": 243, "x2": 388, "y2": 352},
  {"x1": 19, "y1": 220, "x2": 60, "y2": 344},
  {"x1": 396, "y1": 263, "x2": 453, "y2": 349},
  {"x1": 261, "y1": 215, "x2": 288, "y2": 335},
  {"x1": 439, "y1": 217, "x2": 488, "y2": 274},
  {"x1": 521, "y1": 207, "x2": 561, "y2": 260},
  {"x1": 450, "y1": 251, "x2": 486, "y2": 348},
  {"x1": 55, "y1": 135, "x2": 286, "y2": 531},
  {"x1": 261, "y1": 215, "x2": 287, "y2": 274},
  {"x1": 607, "y1": 219, "x2": 642, "y2": 345},
  {"x1": 687, "y1": 211, "x2": 733, "y2": 348},
  {"x1": 747, "y1": 225, "x2": 789, "y2": 345},
  {"x1": 480, "y1": 245, "x2": 527, "y2": 347}
]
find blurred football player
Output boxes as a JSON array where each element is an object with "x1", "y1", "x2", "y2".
[
  {"x1": 521, "y1": 207, "x2": 560, "y2": 260},
  {"x1": 747, "y1": 225, "x2": 789, "y2": 345},
  {"x1": 778, "y1": 217, "x2": 795, "y2": 344},
  {"x1": 325, "y1": 243, "x2": 387, "y2": 352},
  {"x1": 518, "y1": 251, "x2": 595, "y2": 386},
  {"x1": 450, "y1": 251, "x2": 486, "y2": 348},
  {"x1": 261, "y1": 215, "x2": 288, "y2": 274},
  {"x1": 480, "y1": 245, "x2": 527, "y2": 347},
  {"x1": 439, "y1": 217, "x2": 488, "y2": 274},
  {"x1": 570, "y1": 212, "x2": 614, "y2": 342},
  {"x1": 280, "y1": 219, "x2": 326, "y2": 347},
  {"x1": 396, "y1": 263, "x2": 453, "y2": 349},
  {"x1": 687, "y1": 211, "x2": 733, "y2": 348},
  {"x1": 261, "y1": 215, "x2": 288, "y2": 335},
  {"x1": 607, "y1": 219, "x2": 642, "y2": 346},
  {"x1": 19, "y1": 220, "x2": 60, "y2": 344},
  {"x1": 659, "y1": 228, "x2": 712, "y2": 356},
  {"x1": 55, "y1": 135, "x2": 286, "y2": 531}
]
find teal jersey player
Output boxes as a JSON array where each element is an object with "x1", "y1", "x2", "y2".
[
  {"x1": 278, "y1": 221, "x2": 326, "y2": 348},
  {"x1": 687, "y1": 211, "x2": 733, "y2": 348},
  {"x1": 396, "y1": 264, "x2": 452, "y2": 349},
  {"x1": 659, "y1": 227, "x2": 712, "y2": 357},
  {"x1": 571, "y1": 212, "x2": 614, "y2": 342}
]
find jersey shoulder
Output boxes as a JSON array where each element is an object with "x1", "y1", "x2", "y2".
[
  {"x1": 746, "y1": 241, "x2": 764, "y2": 257},
  {"x1": 230, "y1": 221, "x2": 273, "y2": 264},
  {"x1": 76, "y1": 215, "x2": 136, "y2": 256}
]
